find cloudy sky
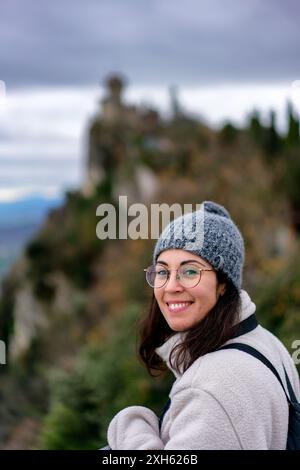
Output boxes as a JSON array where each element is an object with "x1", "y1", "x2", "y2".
[{"x1": 0, "y1": 0, "x2": 300, "y2": 202}]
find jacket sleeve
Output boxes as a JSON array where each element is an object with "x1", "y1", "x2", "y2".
[
  {"x1": 107, "y1": 406, "x2": 164, "y2": 450},
  {"x1": 107, "y1": 386, "x2": 242, "y2": 450}
]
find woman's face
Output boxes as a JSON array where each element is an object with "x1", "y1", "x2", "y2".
[{"x1": 154, "y1": 249, "x2": 226, "y2": 332}]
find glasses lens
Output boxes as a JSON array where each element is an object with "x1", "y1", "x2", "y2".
[
  {"x1": 145, "y1": 266, "x2": 168, "y2": 288},
  {"x1": 178, "y1": 265, "x2": 201, "y2": 288}
]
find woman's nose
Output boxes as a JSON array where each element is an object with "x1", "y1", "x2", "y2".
[{"x1": 164, "y1": 271, "x2": 184, "y2": 291}]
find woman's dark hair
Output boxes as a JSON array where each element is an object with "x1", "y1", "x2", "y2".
[{"x1": 138, "y1": 270, "x2": 241, "y2": 377}]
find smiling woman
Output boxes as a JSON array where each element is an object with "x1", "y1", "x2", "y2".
[
  {"x1": 103, "y1": 200, "x2": 300, "y2": 450},
  {"x1": 152, "y1": 250, "x2": 226, "y2": 331}
]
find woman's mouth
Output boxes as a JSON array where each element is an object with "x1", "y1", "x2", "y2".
[{"x1": 166, "y1": 301, "x2": 194, "y2": 313}]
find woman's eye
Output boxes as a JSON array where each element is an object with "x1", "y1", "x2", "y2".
[
  {"x1": 156, "y1": 269, "x2": 168, "y2": 277},
  {"x1": 182, "y1": 267, "x2": 198, "y2": 276}
]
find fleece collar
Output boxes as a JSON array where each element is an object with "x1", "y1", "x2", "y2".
[{"x1": 154, "y1": 289, "x2": 256, "y2": 378}]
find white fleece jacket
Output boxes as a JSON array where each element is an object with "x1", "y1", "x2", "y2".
[{"x1": 107, "y1": 290, "x2": 300, "y2": 450}]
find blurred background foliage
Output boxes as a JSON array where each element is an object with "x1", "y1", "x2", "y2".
[{"x1": 0, "y1": 83, "x2": 300, "y2": 449}]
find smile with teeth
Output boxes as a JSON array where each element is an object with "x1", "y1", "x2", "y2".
[{"x1": 167, "y1": 301, "x2": 193, "y2": 312}]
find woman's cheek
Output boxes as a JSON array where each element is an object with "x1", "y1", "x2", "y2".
[{"x1": 154, "y1": 289, "x2": 161, "y2": 304}]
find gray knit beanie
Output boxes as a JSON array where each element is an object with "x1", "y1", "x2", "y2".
[{"x1": 153, "y1": 201, "x2": 245, "y2": 290}]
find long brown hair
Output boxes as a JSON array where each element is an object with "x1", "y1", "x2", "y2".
[{"x1": 138, "y1": 271, "x2": 241, "y2": 377}]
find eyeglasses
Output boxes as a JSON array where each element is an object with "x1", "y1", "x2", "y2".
[{"x1": 144, "y1": 264, "x2": 215, "y2": 289}]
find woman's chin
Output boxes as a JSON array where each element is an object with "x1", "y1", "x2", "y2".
[{"x1": 168, "y1": 320, "x2": 191, "y2": 332}]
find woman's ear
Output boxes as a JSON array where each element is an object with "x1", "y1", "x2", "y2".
[{"x1": 217, "y1": 283, "x2": 226, "y2": 297}]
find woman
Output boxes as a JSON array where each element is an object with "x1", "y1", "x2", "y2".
[{"x1": 105, "y1": 201, "x2": 300, "y2": 450}]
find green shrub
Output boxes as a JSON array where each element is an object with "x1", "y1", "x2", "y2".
[{"x1": 255, "y1": 246, "x2": 300, "y2": 374}]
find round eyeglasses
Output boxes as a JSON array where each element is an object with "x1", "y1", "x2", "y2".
[{"x1": 144, "y1": 264, "x2": 215, "y2": 289}]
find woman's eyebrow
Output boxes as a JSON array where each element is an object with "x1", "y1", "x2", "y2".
[
  {"x1": 181, "y1": 260, "x2": 208, "y2": 267},
  {"x1": 156, "y1": 259, "x2": 208, "y2": 267}
]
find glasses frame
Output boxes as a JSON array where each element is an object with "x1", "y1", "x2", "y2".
[{"x1": 144, "y1": 265, "x2": 215, "y2": 289}]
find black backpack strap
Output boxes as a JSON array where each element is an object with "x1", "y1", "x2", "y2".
[
  {"x1": 218, "y1": 342, "x2": 293, "y2": 404},
  {"x1": 231, "y1": 314, "x2": 259, "y2": 338},
  {"x1": 284, "y1": 368, "x2": 298, "y2": 404}
]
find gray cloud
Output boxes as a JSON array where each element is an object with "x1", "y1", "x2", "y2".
[{"x1": 1, "y1": 0, "x2": 300, "y2": 88}]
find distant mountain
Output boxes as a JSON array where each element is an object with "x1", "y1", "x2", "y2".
[
  {"x1": 0, "y1": 195, "x2": 63, "y2": 279},
  {"x1": 0, "y1": 195, "x2": 63, "y2": 228}
]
